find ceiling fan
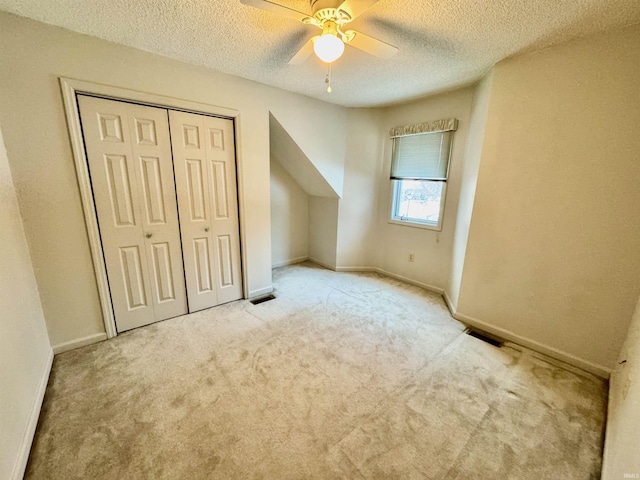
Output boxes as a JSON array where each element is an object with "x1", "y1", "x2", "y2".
[{"x1": 240, "y1": 0, "x2": 398, "y2": 64}]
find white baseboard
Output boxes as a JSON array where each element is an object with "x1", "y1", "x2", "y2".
[
  {"x1": 335, "y1": 266, "x2": 376, "y2": 273},
  {"x1": 442, "y1": 290, "x2": 456, "y2": 316},
  {"x1": 248, "y1": 286, "x2": 274, "y2": 299},
  {"x1": 272, "y1": 256, "x2": 308, "y2": 269},
  {"x1": 52, "y1": 332, "x2": 107, "y2": 354},
  {"x1": 334, "y1": 265, "x2": 444, "y2": 295},
  {"x1": 452, "y1": 309, "x2": 611, "y2": 379},
  {"x1": 11, "y1": 348, "x2": 53, "y2": 480},
  {"x1": 307, "y1": 257, "x2": 336, "y2": 271},
  {"x1": 373, "y1": 268, "x2": 444, "y2": 296}
]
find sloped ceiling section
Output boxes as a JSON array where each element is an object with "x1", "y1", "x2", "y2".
[
  {"x1": 269, "y1": 113, "x2": 339, "y2": 198},
  {"x1": 1, "y1": 1, "x2": 640, "y2": 107}
]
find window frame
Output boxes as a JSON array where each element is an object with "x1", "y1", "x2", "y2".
[
  {"x1": 388, "y1": 128, "x2": 454, "y2": 232},
  {"x1": 389, "y1": 179, "x2": 448, "y2": 231}
]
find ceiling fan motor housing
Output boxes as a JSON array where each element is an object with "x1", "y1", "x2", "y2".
[
  {"x1": 310, "y1": 0, "x2": 343, "y2": 12},
  {"x1": 309, "y1": 0, "x2": 351, "y2": 24}
]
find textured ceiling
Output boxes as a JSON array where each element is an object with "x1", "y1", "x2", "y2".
[{"x1": 1, "y1": 0, "x2": 640, "y2": 107}]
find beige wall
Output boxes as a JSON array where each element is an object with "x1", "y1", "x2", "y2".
[
  {"x1": 0, "y1": 126, "x2": 52, "y2": 480},
  {"x1": 270, "y1": 106, "x2": 346, "y2": 198},
  {"x1": 336, "y1": 108, "x2": 383, "y2": 268},
  {"x1": 602, "y1": 293, "x2": 640, "y2": 478},
  {"x1": 446, "y1": 71, "x2": 493, "y2": 309},
  {"x1": 457, "y1": 24, "x2": 640, "y2": 373},
  {"x1": 269, "y1": 113, "x2": 339, "y2": 198},
  {"x1": 374, "y1": 88, "x2": 474, "y2": 290},
  {"x1": 309, "y1": 196, "x2": 339, "y2": 270},
  {"x1": 0, "y1": 12, "x2": 347, "y2": 347},
  {"x1": 270, "y1": 160, "x2": 309, "y2": 267}
]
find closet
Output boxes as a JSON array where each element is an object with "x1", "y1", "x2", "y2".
[{"x1": 78, "y1": 95, "x2": 242, "y2": 332}]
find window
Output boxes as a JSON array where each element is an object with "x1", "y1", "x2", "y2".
[{"x1": 389, "y1": 119, "x2": 456, "y2": 230}]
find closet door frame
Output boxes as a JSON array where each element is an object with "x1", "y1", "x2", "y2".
[{"x1": 60, "y1": 77, "x2": 247, "y2": 339}]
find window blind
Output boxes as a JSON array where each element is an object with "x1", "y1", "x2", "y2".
[{"x1": 390, "y1": 131, "x2": 453, "y2": 180}]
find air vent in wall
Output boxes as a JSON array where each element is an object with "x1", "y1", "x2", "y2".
[
  {"x1": 250, "y1": 294, "x2": 276, "y2": 305},
  {"x1": 465, "y1": 328, "x2": 504, "y2": 348}
]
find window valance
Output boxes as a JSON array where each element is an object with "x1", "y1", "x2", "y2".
[{"x1": 389, "y1": 118, "x2": 458, "y2": 138}]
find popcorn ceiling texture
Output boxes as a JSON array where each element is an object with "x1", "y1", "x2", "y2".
[{"x1": 0, "y1": 0, "x2": 639, "y2": 107}]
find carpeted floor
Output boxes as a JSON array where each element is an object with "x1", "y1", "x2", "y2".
[{"x1": 26, "y1": 262, "x2": 607, "y2": 479}]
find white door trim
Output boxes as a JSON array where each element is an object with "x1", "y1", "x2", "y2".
[{"x1": 60, "y1": 77, "x2": 249, "y2": 339}]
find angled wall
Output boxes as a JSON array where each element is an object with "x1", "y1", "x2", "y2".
[
  {"x1": 269, "y1": 113, "x2": 338, "y2": 198},
  {"x1": 270, "y1": 159, "x2": 309, "y2": 267},
  {"x1": 0, "y1": 126, "x2": 52, "y2": 480},
  {"x1": 269, "y1": 104, "x2": 346, "y2": 197},
  {"x1": 446, "y1": 71, "x2": 494, "y2": 310},
  {"x1": 456, "y1": 24, "x2": 640, "y2": 374},
  {"x1": 602, "y1": 293, "x2": 640, "y2": 478},
  {"x1": 269, "y1": 112, "x2": 341, "y2": 269}
]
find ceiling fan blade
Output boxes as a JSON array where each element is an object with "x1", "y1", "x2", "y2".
[
  {"x1": 240, "y1": 0, "x2": 311, "y2": 23},
  {"x1": 288, "y1": 36, "x2": 319, "y2": 65},
  {"x1": 344, "y1": 30, "x2": 398, "y2": 59},
  {"x1": 336, "y1": 0, "x2": 379, "y2": 20}
]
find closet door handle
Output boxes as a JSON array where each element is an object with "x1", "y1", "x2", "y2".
[
  {"x1": 145, "y1": 233, "x2": 153, "y2": 239},
  {"x1": 204, "y1": 227, "x2": 210, "y2": 232}
]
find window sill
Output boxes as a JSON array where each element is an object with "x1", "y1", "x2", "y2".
[{"x1": 388, "y1": 218, "x2": 442, "y2": 232}]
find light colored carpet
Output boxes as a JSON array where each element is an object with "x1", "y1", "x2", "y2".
[{"x1": 26, "y1": 262, "x2": 607, "y2": 479}]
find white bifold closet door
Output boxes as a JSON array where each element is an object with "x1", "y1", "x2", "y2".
[
  {"x1": 78, "y1": 95, "x2": 188, "y2": 331},
  {"x1": 169, "y1": 111, "x2": 243, "y2": 311}
]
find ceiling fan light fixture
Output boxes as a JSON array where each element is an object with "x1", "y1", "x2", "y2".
[
  {"x1": 314, "y1": 34, "x2": 344, "y2": 63},
  {"x1": 313, "y1": 21, "x2": 344, "y2": 63}
]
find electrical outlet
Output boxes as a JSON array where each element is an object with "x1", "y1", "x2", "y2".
[{"x1": 408, "y1": 253, "x2": 415, "y2": 262}]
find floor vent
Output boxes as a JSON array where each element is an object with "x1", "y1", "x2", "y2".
[
  {"x1": 250, "y1": 294, "x2": 276, "y2": 305},
  {"x1": 465, "y1": 328, "x2": 504, "y2": 348}
]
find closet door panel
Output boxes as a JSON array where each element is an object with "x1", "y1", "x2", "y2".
[
  {"x1": 128, "y1": 104, "x2": 188, "y2": 321},
  {"x1": 139, "y1": 156, "x2": 166, "y2": 224},
  {"x1": 203, "y1": 116, "x2": 243, "y2": 304},
  {"x1": 119, "y1": 246, "x2": 148, "y2": 309},
  {"x1": 193, "y1": 237, "x2": 214, "y2": 294},
  {"x1": 186, "y1": 159, "x2": 207, "y2": 221},
  {"x1": 216, "y1": 234, "x2": 234, "y2": 286},
  {"x1": 150, "y1": 242, "x2": 177, "y2": 301},
  {"x1": 78, "y1": 96, "x2": 155, "y2": 331},
  {"x1": 169, "y1": 111, "x2": 219, "y2": 311},
  {"x1": 170, "y1": 111, "x2": 242, "y2": 311},
  {"x1": 79, "y1": 96, "x2": 187, "y2": 332}
]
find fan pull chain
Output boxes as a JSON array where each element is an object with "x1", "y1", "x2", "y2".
[{"x1": 325, "y1": 63, "x2": 332, "y2": 93}]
